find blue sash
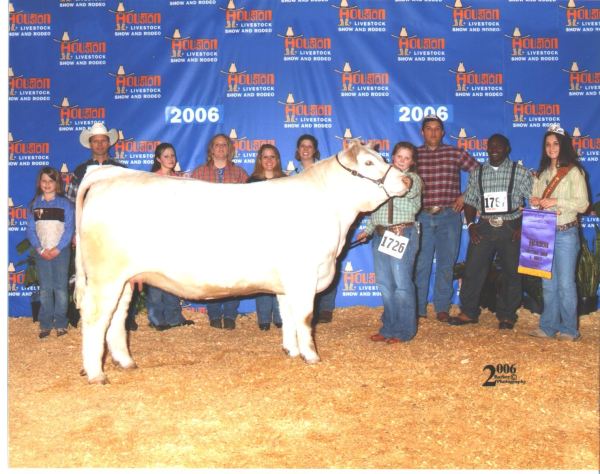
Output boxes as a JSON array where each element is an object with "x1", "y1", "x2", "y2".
[{"x1": 518, "y1": 208, "x2": 557, "y2": 279}]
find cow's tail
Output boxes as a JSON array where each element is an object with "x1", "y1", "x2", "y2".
[{"x1": 73, "y1": 166, "x2": 135, "y2": 309}]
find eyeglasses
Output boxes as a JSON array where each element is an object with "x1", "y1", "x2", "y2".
[{"x1": 547, "y1": 124, "x2": 565, "y2": 136}]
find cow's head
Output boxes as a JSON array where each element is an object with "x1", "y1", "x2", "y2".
[{"x1": 336, "y1": 140, "x2": 409, "y2": 210}]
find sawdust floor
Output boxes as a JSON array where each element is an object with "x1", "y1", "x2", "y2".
[{"x1": 7, "y1": 305, "x2": 600, "y2": 469}]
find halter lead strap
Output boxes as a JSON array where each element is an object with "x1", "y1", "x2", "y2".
[{"x1": 335, "y1": 153, "x2": 393, "y2": 198}]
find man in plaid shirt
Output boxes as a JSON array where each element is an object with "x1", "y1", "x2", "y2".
[
  {"x1": 190, "y1": 133, "x2": 248, "y2": 330},
  {"x1": 448, "y1": 134, "x2": 533, "y2": 329},
  {"x1": 415, "y1": 115, "x2": 479, "y2": 322}
]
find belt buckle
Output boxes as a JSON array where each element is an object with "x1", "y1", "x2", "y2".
[
  {"x1": 429, "y1": 206, "x2": 441, "y2": 215},
  {"x1": 488, "y1": 216, "x2": 503, "y2": 227}
]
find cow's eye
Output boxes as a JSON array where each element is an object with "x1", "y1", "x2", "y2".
[{"x1": 365, "y1": 160, "x2": 373, "y2": 166}]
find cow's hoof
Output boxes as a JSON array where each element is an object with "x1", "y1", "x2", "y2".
[
  {"x1": 282, "y1": 347, "x2": 300, "y2": 358},
  {"x1": 120, "y1": 362, "x2": 138, "y2": 370},
  {"x1": 302, "y1": 354, "x2": 321, "y2": 365},
  {"x1": 88, "y1": 375, "x2": 109, "y2": 385},
  {"x1": 113, "y1": 360, "x2": 138, "y2": 370}
]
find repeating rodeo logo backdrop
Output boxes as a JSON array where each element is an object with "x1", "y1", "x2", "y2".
[{"x1": 7, "y1": 0, "x2": 600, "y2": 317}]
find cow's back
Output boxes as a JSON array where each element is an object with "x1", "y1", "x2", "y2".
[{"x1": 79, "y1": 171, "x2": 339, "y2": 298}]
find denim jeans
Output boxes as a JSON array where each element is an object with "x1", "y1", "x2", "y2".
[
  {"x1": 207, "y1": 299, "x2": 239, "y2": 321},
  {"x1": 316, "y1": 282, "x2": 337, "y2": 313},
  {"x1": 35, "y1": 247, "x2": 70, "y2": 330},
  {"x1": 415, "y1": 208, "x2": 462, "y2": 315},
  {"x1": 372, "y1": 226, "x2": 419, "y2": 341},
  {"x1": 459, "y1": 220, "x2": 522, "y2": 322},
  {"x1": 255, "y1": 294, "x2": 282, "y2": 325},
  {"x1": 539, "y1": 226, "x2": 581, "y2": 337},
  {"x1": 146, "y1": 285, "x2": 184, "y2": 327}
]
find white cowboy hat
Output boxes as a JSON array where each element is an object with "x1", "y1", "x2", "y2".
[{"x1": 79, "y1": 122, "x2": 119, "y2": 148}]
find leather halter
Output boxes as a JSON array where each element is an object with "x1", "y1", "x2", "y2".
[{"x1": 335, "y1": 153, "x2": 394, "y2": 198}]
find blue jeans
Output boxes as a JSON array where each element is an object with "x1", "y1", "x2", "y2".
[
  {"x1": 255, "y1": 294, "x2": 282, "y2": 325},
  {"x1": 146, "y1": 285, "x2": 184, "y2": 327},
  {"x1": 35, "y1": 248, "x2": 70, "y2": 330},
  {"x1": 207, "y1": 299, "x2": 239, "y2": 321},
  {"x1": 316, "y1": 282, "x2": 337, "y2": 313},
  {"x1": 539, "y1": 227, "x2": 581, "y2": 337},
  {"x1": 416, "y1": 208, "x2": 462, "y2": 315},
  {"x1": 372, "y1": 226, "x2": 419, "y2": 341}
]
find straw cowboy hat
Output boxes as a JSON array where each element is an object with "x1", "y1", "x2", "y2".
[{"x1": 79, "y1": 122, "x2": 119, "y2": 148}]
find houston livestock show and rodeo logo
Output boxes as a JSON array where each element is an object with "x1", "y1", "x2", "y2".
[
  {"x1": 505, "y1": 27, "x2": 559, "y2": 63},
  {"x1": 561, "y1": 0, "x2": 600, "y2": 31},
  {"x1": 112, "y1": 129, "x2": 160, "y2": 166},
  {"x1": 335, "y1": 62, "x2": 390, "y2": 97},
  {"x1": 110, "y1": 2, "x2": 162, "y2": 36},
  {"x1": 109, "y1": 65, "x2": 162, "y2": 100},
  {"x1": 506, "y1": 92, "x2": 560, "y2": 130},
  {"x1": 221, "y1": 0, "x2": 273, "y2": 34},
  {"x1": 562, "y1": 61, "x2": 600, "y2": 96},
  {"x1": 8, "y1": 67, "x2": 51, "y2": 103},
  {"x1": 393, "y1": 26, "x2": 446, "y2": 63},
  {"x1": 221, "y1": 62, "x2": 276, "y2": 98},
  {"x1": 448, "y1": 61, "x2": 503, "y2": 98},
  {"x1": 447, "y1": 0, "x2": 500, "y2": 32},
  {"x1": 449, "y1": 127, "x2": 488, "y2": 163},
  {"x1": 53, "y1": 96, "x2": 106, "y2": 131},
  {"x1": 55, "y1": 31, "x2": 107, "y2": 66},
  {"x1": 571, "y1": 127, "x2": 600, "y2": 164},
  {"x1": 8, "y1": 132, "x2": 50, "y2": 168},
  {"x1": 279, "y1": 26, "x2": 332, "y2": 62},
  {"x1": 341, "y1": 261, "x2": 379, "y2": 299},
  {"x1": 167, "y1": 29, "x2": 219, "y2": 63},
  {"x1": 332, "y1": 0, "x2": 387, "y2": 33},
  {"x1": 9, "y1": 2, "x2": 51, "y2": 37},
  {"x1": 279, "y1": 93, "x2": 333, "y2": 130}
]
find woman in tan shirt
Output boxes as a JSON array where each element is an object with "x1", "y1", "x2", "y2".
[{"x1": 529, "y1": 125, "x2": 589, "y2": 341}]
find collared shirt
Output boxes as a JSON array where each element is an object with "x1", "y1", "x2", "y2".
[
  {"x1": 364, "y1": 172, "x2": 422, "y2": 235},
  {"x1": 531, "y1": 166, "x2": 589, "y2": 226},
  {"x1": 417, "y1": 143, "x2": 479, "y2": 208},
  {"x1": 464, "y1": 158, "x2": 533, "y2": 221},
  {"x1": 26, "y1": 194, "x2": 74, "y2": 252},
  {"x1": 190, "y1": 162, "x2": 248, "y2": 184},
  {"x1": 65, "y1": 157, "x2": 125, "y2": 203}
]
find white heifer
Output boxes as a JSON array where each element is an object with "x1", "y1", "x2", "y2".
[{"x1": 75, "y1": 140, "x2": 409, "y2": 383}]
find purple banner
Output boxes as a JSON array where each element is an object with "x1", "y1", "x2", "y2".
[{"x1": 518, "y1": 209, "x2": 557, "y2": 279}]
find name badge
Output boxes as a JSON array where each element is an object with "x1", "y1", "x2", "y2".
[
  {"x1": 378, "y1": 230, "x2": 409, "y2": 260},
  {"x1": 484, "y1": 191, "x2": 508, "y2": 213}
]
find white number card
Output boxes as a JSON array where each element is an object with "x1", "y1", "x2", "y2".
[
  {"x1": 378, "y1": 231, "x2": 409, "y2": 260},
  {"x1": 483, "y1": 191, "x2": 508, "y2": 213}
]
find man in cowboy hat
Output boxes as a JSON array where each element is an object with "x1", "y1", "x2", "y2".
[
  {"x1": 65, "y1": 122, "x2": 139, "y2": 330},
  {"x1": 65, "y1": 122, "x2": 123, "y2": 203}
]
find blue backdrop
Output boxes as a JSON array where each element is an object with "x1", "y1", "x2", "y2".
[{"x1": 8, "y1": 0, "x2": 600, "y2": 317}]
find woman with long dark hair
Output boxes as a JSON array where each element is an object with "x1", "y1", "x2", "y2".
[
  {"x1": 145, "y1": 143, "x2": 193, "y2": 330},
  {"x1": 247, "y1": 144, "x2": 285, "y2": 330},
  {"x1": 529, "y1": 125, "x2": 589, "y2": 341}
]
